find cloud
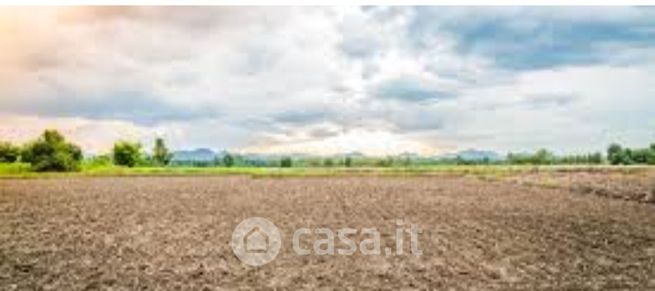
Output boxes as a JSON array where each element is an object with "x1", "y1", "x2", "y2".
[
  {"x1": 0, "y1": 7, "x2": 654, "y2": 155},
  {"x1": 272, "y1": 110, "x2": 331, "y2": 125},
  {"x1": 406, "y1": 7, "x2": 655, "y2": 70},
  {"x1": 372, "y1": 76, "x2": 454, "y2": 102},
  {"x1": 522, "y1": 93, "x2": 578, "y2": 109},
  {"x1": 0, "y1": 89, "x2": 219, "y2": 125}
]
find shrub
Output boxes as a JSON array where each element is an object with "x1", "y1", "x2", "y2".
[
  {"x1": 0, "y1": 141, "x2": 20, "y2": 163},
  {"x1": 21, "y1": 130, "x2": 82, "y2": 172},
  {"x1": 112, "y1": 141, "x2": 142, "y2": 167},
  {"x1": 85, "y1": 154, "x2": 113, "y2": 168}
]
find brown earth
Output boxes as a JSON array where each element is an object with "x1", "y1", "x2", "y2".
[
  {"x1": 506, "y1": 169, "x2": 655, "y2": 203},
  {"x1": 1, "y1": 176, "x2": 654, "y2": 290}
]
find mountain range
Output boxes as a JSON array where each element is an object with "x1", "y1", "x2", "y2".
[{"x1": 171, "y1": 148, "x2": 503, "y2": 162}]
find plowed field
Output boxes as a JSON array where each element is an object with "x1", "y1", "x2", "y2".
[{"x1": 1, "y1": 175, "x2": 653, "y2": 290}]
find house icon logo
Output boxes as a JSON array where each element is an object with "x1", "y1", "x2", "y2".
[
  {"x1": 231, "y1": 217, "x2": 281, "y2": 266},
  {"x1": 244, "y1": 226, "x2": 269, "y2": 253}
]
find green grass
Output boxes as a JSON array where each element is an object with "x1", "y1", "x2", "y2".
[
  {"x1": 0, "y1": 163, "x2": 32, "y2": 175},
  {"x1": 1, "y1": 162, "x2": 653, "y2": 179}
]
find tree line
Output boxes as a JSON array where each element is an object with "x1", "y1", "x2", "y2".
[
  {"x1": 0, "y1": 129, "x2": 654, "y2": 172},
  {"x1": 607, "y1": 143, "x2": 655, "y2": 165},
  {"x1": 0, "y1": 130, "x2": 173, "y2": 172},
  {"x1": 505, "y1": 149, "x2": 603, "y2": 165}
]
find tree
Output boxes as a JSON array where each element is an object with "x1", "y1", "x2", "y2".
[
  {"x1": 376, "y1": 156, "x2": 394, "y2": 167},
  {"x1": 21, "y1": 130, "x2": 82, "y2": 172},
  {"x1": 0, "y1": 141, "x2": 20, "y2": 163},
  {"x1": 648, "y1": 150, "x2": 655, "y2": 165},
  {"x1": 324, "y1": 158, "x2": 334, "y2": 167},
  {"x1": 112, "y1": 141, "x2": 142, "y2": 167},
  {"x1": 623, "y1": 148, "x2": 635, "y2": 165},
  {"x1": 590, "y1": 152, "x2": 603, "y2": 164},
  {"x1": 534, "y1": 149, "x2": 554, "y2": 165},
  {"x1": 152, "y1": 137, "x2": 172, "y2": 166},
  {"x1": 344, "y1": 156, "x2": 352, "y2": 167},
  {"x1": 631, "y1": 148, "x2": 651, "y2": 164},
  {"x1": 223, "y1": 153, "x2": 235, "y2": 167},
  {"x1": 607, "y1": 143, "x2": 624, "y2": 165},
  {"x1": 280, "y1": 157, "x2": 292, "y2": 168}
]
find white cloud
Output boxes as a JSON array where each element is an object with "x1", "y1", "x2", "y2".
[{"x1": 0, "y1": 7, "x2": 654, "y2": 155}]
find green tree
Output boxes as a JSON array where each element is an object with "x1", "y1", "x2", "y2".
[
  {"x1": 533, "y1": 149, "x2": 554, "y2": 165},
  {"x1": 623, "y1": 148, "x2": 635, "y2": 165},
  {"x1": 112, "y1": 141, "x2": 142, "y2": 167},
  {"x1": 607, "y1": 143, "x2": 624, "y2": 165},
  {"x1": 344, "y1": 156, "x2": 352, "y2": 167},
  {"x1": 280, "y1": 157, "x2": 292, "y2": 168},
  {"x1": 152, "y1": 137, "x2": 172, "y2": 166},
  {"x1": 648, "y1": 149, "x2": 655, "y2": 165},
  {"x1": 375, "y1": 156, "x2": 394, "y2": 167},
  {"x1": 21, "y1": 130, "x2": 82, "y2": 172},
  {"x1": 590, "y1": 152, "x2": 603, "y2": 164},
  {"x1": 324, "y1": 158, "x2": 334, "y2": 167},
  {"x1": 223, "y1": 153, "x2": 235, "y2": 167},
  {"x1": 0, "y1": 141, "x2": 20, "y2": 163},
  {"x1": 631, "y1": 148, "x2": 650, "y2": 164}
]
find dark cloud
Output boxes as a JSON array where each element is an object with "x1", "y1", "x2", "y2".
[
  {"x1": 406, "y1": 7, "x2": 655, "y2": 70},
  {"x1": 308, "y1": 127, "x2": 341, "y2": 138},
  {"x1": 391, "y1": 117, "x2": 444, "y2": 133},
  {"x1": 373, "y1": 76, "x2": 454, "y2": 103},
  {"x1": 0, "y1": 89, "x2": 219, "y2": 126},
  {"x1": 272, "y1": 110, "x2": 330, "y2": 124}
]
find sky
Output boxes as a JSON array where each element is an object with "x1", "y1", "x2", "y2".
[{"x1": 0, "y1": 6, "x2": 654, "y2": 155}]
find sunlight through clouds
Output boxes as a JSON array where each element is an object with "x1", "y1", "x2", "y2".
[{"x1": 1, "y1": 6, "x2": 654, "y2": 155}]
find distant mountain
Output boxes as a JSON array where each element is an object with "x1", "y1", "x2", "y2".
[
  {"x1": 437, "y1": 149, "x2": 502, "y2": 161},
  {"x1": 172, "y1": 148, "x2": 216, "y2": 162},
  {"x1": 169, "y1": 148, "x2": 502, "y2": 163}
]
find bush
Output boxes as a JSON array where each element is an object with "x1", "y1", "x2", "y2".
[
  {"x1": 112, "y1": 141, "x2": 142, "y2": 167},
  {"x1": 0, "y1": 141, "x2": 20, "y2": 163},
  {"x1": 85, "y1": 154, "x2": 113, "y2": 168},
  {"x1": 21, "y1": 130, "x2": 82, "y2": 172}
]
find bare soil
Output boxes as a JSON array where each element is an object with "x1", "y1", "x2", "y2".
[
  {"x1": 1, "y1": 175, "x2": 654, "y2": 290},
  {"x1": 507, "y1": 169, "x2": 655, "y2": 203}
]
